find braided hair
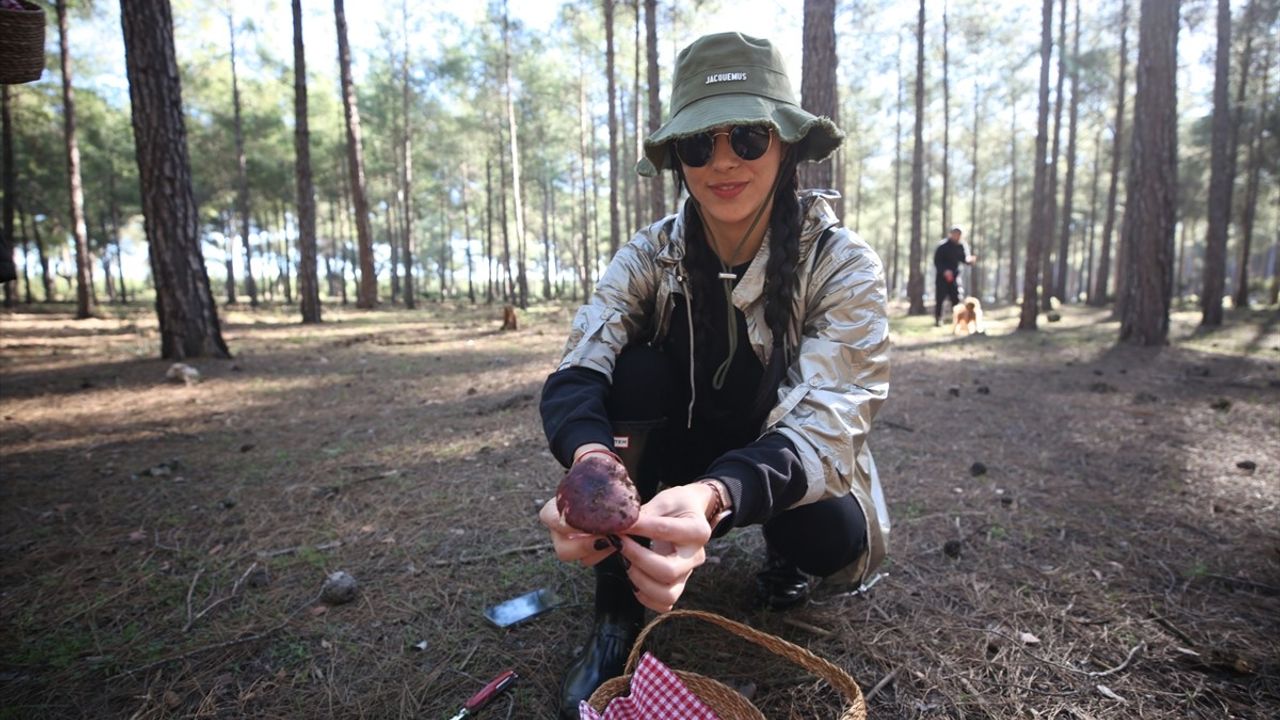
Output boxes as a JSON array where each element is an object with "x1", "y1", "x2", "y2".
[{"x1": 670, "y1": 145, "x2": 803, "y2": 359}]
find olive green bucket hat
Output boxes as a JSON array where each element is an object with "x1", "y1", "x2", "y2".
[{"x1": 636, "y1": 32, "x2": 844, "y2": 177}]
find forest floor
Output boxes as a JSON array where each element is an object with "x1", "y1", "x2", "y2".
[{"x1": 1, "y1": 298, "x2": 1277, "y2": 719}]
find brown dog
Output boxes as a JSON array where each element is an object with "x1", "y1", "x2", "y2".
[{"x1": 951, "y1": 296, "x2": 984, "y2": 335}]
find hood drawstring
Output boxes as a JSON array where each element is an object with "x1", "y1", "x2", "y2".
[{"x1": 680, "y1": 273, "x2": 696, "y2": 429}]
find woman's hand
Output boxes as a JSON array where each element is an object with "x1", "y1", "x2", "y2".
[
  {"x1": 538, "y1": 496, "x2": 617, "y2": 567},
  {"x1": 538, "y1": 442, "x2": 623, "y2": 568},
  {"x1": 617, "y1": 483, "x2": 718, "y2": 612}
]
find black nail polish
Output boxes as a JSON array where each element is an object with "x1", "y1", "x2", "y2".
[
  {"x1": 630, "y1": 582, "x2": 639, "y2": 593},
  {"x1": 620, "y1": 556, "x2": 631, "y2": 570},
  {"x1": 593, "y1": 538, "x2": 609, "y2": 551},
  {"x1": 607, "y1": 535, "x2": 623, "y2": 551}
]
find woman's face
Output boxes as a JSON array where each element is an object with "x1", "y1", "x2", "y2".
[{"x1": 680, "y1": 126, "x2": 784, "y2": 235}]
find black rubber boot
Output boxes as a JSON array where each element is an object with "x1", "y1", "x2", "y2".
[
  {"x1": 755, "y1": 541, "x2": 811, "y2": 611},
  {"x1": 557, "y1": 554, "x2": 644, "y2": 719}
]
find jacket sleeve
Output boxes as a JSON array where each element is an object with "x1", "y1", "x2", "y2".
[
  {"x1": 556, "y1": 229, "x2": 661, "y2": 379},
  {"x1": 763, "y1": 230, "x2": 890, "y2": 510}
]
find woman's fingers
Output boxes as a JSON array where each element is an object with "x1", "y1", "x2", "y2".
[
  {"x1": 539, "y1": 497, "x2": 614, "y2": 565},
  {"x1": 619, "y1": 534, "x2": 704, "y2": 585},
  {"x1": 626, "y1": 513, "x2": 710, "y2": 547}
]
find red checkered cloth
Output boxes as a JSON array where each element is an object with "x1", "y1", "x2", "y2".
[{"x1": 579, "y1": 652, "x2": 721, "y2": 720}]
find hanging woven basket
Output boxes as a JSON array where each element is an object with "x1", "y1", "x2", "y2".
[{"x1": 0, "y1": 0, "x2": 46, "y2": 85}]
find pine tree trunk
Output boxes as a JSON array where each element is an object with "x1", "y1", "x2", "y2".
[
  {"x1": 1054, "y1": 0, "x2": 1081, "y2": 303},
  {"x1": 891, "y1": 33, "x2": 903, "y2": 296},
  {"x1": 400, "y1": 1, "x2": 415, "y2": 310},
  {"x1": 485, "y1": 157, "x2": 494, "y2": 303},
  {"x1": 1020, "y1": 0, "x2": 1055, "y2": 330},
  {"x1": 18, "y1": 205, "x2": 34, "y2": 303},
  {"x1": 1085, "y1": 131, "x2": 1103, "y2": 303},
  {"x1": 1118, "y1": 0, "x2": 1179, "y2": 345},
  {"x1": 502, "y1": 0, "x2": 528, "y2": 308},
  {"x1": 1041, "y1": 0, "x2": 1067, "y2": 309},
  {"x1": 228, "y1": 10, "x2": 257, "y2": 309},
  {"x1": 334, "y1": 0, "x2": 377, "y2": 308},
  {"x1": 645, "y1": 0, "x2": 663, "y2": 220},
  {"x1": 800, "y1": 0, "x2": 839, "y2": 199},
  {"x1": 1008, "y1": 104, "x2": 1020, "y2": 305},
  {"x1": 1092, "y1": 0, "x2": 1128, "y2": 306},
  {"x1": 603, "y1": 0, "x2": 620, "y2": 258},
  {"x1": 1200, "y1": 0, "x2": 1234, "y2": 325},
  {"x1": 941, "y1": 1, "x2": 951, "y2": 233},
  {"x1": 542, "y1": 174, "x2": 552, "y2": 300},
  {"x1": 630, "y1": 0, "x2": 643, "y2": 233},
  {"x1": 292, "y1": 0, "x2": 321, "y2": 323},
  {"x1": 970, "y1": 82, "x2": 981, "y2": 299},
  {"x1": 1, "y1": 86, "x2": 15, "y2": 289},
  {"x1": 579, "y1": 49, "x2": 593, "y2": 301},
  {"x1": 461, "y1": 163, "x2": 475, "y2": 303},
  {"x1": 1228, "y1": 5, "x2": 1259, "y2": 308},
  {"x1": 120, "y1": 0, "x2": 230, "y2": 359},
  {"x1": 907, "y1": 0, "x2": 927, "y2": 315},
  {"x1": 57, "y1": 0, "x2": 94, "y2": 319}
]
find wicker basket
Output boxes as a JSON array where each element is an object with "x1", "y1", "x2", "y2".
[
  {"x1": 587, "y1": 609, "x2": 866, "y2": 719},
  {"x1": 0, "y1": 0, "x2": 46, "y2": 85}
]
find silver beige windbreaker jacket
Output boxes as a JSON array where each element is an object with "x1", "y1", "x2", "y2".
[{"x1": 557, "y1": 192, "x2": 891, "y2": 584}]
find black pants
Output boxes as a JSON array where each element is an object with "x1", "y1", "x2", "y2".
[
  {"x1": 608, "y1": 345, "x2": 867, "y2": 578},
  {"x1": 935, "y1": 274, "x2": 962, "y2": 322}
]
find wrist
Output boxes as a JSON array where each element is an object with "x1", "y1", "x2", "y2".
[
  {"x1": 697, "y1": 479, "x2": 732, "y2": 525},
  {"x1": 572, "y1": 443, "x2": 615, "y2": 464}
]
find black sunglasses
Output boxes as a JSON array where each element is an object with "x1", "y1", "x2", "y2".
[{"x1": 674, "y1": 126, "x2": 773, "y2": 168}]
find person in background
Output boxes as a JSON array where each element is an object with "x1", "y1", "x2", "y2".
[{"x1": 934, "y1": 226, "x2": 977, "y2": 326}]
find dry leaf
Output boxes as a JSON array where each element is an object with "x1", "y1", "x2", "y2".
[
  {"x1": 309, "y1": 605, "x2": 329, "y2": 617},
  {"x1": 128, "y1": 530, "x2": 147, "y2": 543},
  {"x1": 1018, "y1": 631, "x2": 1041, "y2": 645}
]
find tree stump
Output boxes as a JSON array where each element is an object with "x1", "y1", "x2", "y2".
[{"x1": 501, "y1": 305, "x2": 518, "y2": 331}]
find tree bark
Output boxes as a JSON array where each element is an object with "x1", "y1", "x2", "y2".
[
  {"x1": 604, "y1": 0, "x2": 620, "y2": 258},
  {"x1": 907, "y1": 0, "x2": 927, "y2": 315},
  {"x1": 1084, "y1": 130, "x2": 1102, "y2": 303},
  {"x1": 1054, "y1": 0, "x2": 1082, "y2": 303},
  {"x1": 1008, "y1": 102, "x2": 1019, "y2": 305},
  {"x1": 890, "y1": 32, "x2": 903, "y2": 296},
  {"x1": 57, "y1": 0, "x2": 94, "y2": 319},
  {"x1": 461, "y1": 163, "x2": 475, "y2": 303},
  {"x1": 1229, "y1": 1, "x2": 1262, "y2": 310},
  {"x1": 502, "y1": 0, "x2": 528, "y2": 308},
  {"x1": 1118, "y1": 0, "x2": 1179, "y2": 345},
  {"x1": 1, "y1": 86, "x2": 14, "y2": 289},
  {"x1": 228, "y1": 9, "x2": 257, "y2": 308},
  {"x1": 1200, "y1": 0, "x2": 1234, "y2": 325},
  {"x1": 292, "y1": 0, "x2": 321, "y2": 323},
  {"x1": 1041, "y1": 0, "x2": 1067, "y2": 309},
  {"x1": 1019, "y1": 0, "x2": 1055, "y2": 330},
  {"x1": 1092, "y1": 0, "x2": 1128, "y2": 306},
  {"x1": 334, "y1": 0, "x2": 377, "y2": 308},
  {"x1": 400, "y1": 1, "x2": 415, "y2": 310},
  {"x1": 485, "y1": 157, "x2": 494, "y2": 303},
  {"x1": 645, "y1": 0, "x2": 663, "y2": 220},
  {"x1": 800, "y1": 0, "x2": 839, "y2": 201},
  {"x1": 970, "y1": 81, "x2": 981, "y2": 300},
  {"x1": 941, "y1": 1, "x2": 951, "y2": 233},
  {"x1": 120, "y1": 0, "x2": 230, "y2": 359},
  {"x1": 578, "y1": 46, "x2": 593, "y2": 301}
]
